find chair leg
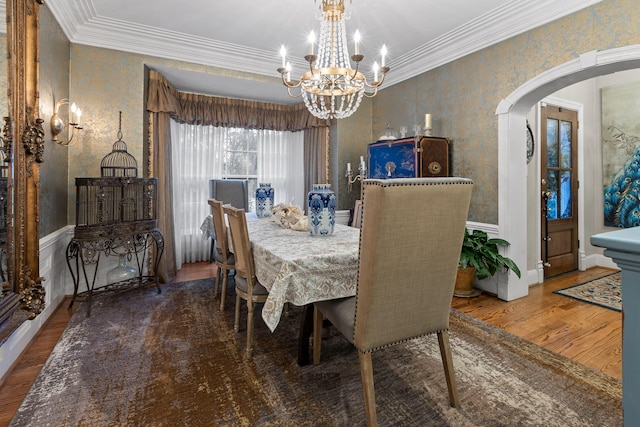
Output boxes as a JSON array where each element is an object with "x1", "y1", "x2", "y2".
[
  {"x1": 312, "y1": 307, "x2": 323, "y2": 365},
  {"x1": 358, "y1": 352, "x2": 378, "y2": 427},
  {"x1": 213, "y1": 266, "x2": 222, "y2": 298},
  {"x1": 219, "y1": 268, "x2": 229, "y2": 311},
  {"x1": 437, "y1": 331, "x2": 460, "y2": 408},
  {"x1": 246, "y1": 300, "x2": 255, "y2": 358},
  {"x1": 234, "y1": 294, "x2": 241, "y2": 333}
]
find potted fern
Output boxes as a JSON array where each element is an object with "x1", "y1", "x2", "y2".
[{"x1": 455, "y1": 228, "x2": 521, "y2": 297}]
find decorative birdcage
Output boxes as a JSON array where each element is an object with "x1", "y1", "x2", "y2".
[
  {"x1": 74, "y1": 177, "x2": 158, "y2": 239},
  {"x1": 101, "y1": 111, "x2": 138, "y2": 177},
  {"x1": 73, "y1": 111, "x2": 159, "y2": 240}
]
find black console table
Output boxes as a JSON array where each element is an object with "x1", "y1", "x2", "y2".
[{"x1": 66, "y1": 228, "x2": 164, "y2": 316}]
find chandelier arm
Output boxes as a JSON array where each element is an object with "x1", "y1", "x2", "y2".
[
  {"x1": 365, "y1": 70, "x2": 388, "y2": 89},
  {"x1": 351, "y1": 62, "x2": 360, "y2": 80},
  {"x1": 362, "y1": 86, "x2": 379, "y2": 98},
  {"x1": 286, "y1": 86, "x2": 304, "y2": 98},
  {"x1": 308, "y1": 62, "x2": 315, "y2": 76},
  {"x1": 280, "y1": 72, "x2": 302, "y2": 89}
]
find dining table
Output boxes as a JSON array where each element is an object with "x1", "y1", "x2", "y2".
[
  {"x1": 247, "y1": 217, "x2": 360, "y2": 329},
  {"x1": 202, "y1": 212, "x2": 361, "y2": 364},
  {"x1": 254, "y1": 215, "x2": 362, "y2": 365}
]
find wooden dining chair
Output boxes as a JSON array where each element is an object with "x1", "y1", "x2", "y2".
[
  {"x1": 312, "y1": 177, "x2": 474, "y2": 426},
  {"x1": 351, "y1": 199, "x2": 363, "y2": 228},
  {"x1": 208, "y1": 199, "x2": 235, "y2": 311},
  {"x1": 223, "y1": 204, "x2": 269, "y2": 358}
]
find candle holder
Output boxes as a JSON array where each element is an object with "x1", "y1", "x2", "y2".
[
  {"x1": 424, "y1": 113, "x2": 433, "y2": 136},
  {"x1": 346, "y1": 158, "x2": 367, "y2": 194}
]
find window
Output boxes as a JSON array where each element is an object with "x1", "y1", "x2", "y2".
[
  {"x1": 169, "y1": 121, "x2": 304, "y2": 266},
  {"x1": 223, "y1": 127, "x2": 259, "y2": 211}
]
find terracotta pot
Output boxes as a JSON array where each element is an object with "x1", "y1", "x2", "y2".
[{"x1": 454, "y1": 266, "x2": 477, "y2": 297}]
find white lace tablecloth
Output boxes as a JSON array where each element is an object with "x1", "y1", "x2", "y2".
[
  {"x1": 246, "y1": 218, "x2": 360, "y2": 332},
  {"x1": 200, "y1": 215, "x2": 215, "y2": 240}
]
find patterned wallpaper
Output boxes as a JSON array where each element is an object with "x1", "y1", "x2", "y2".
[
  {"x1": 64, "y1": 46, "x2": 286, "y2": 224},
  {"x1": 372, "y1": 0, "x2": 640, "y2": 223},
  {"x1": 39, "y1": 0, "x2": 640, "y2": 230},
  {"x1": 39, "y1": 5, "x2": 72, "y2": 237}
]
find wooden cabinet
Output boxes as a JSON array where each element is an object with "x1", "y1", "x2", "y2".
[
  {"x1": 419, "y1": 136, "x2": 450, "y2": 177},
  {"x1": 367, "y1": 136, "x2": 450, "y2": 179}
]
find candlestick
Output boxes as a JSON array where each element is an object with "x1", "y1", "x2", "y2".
[
  {"x1": 346, "y1": 157, "x2": 366, "y2": 194},
  {"x1": 425, "y1": 113, "x2": 432, "y2": 130},
  {"x1": 308, "y1": 31, "x2": 315, "y2": 55},
  {"x1": 280, "y1": 45, "x2": 286, "y2": 68}
]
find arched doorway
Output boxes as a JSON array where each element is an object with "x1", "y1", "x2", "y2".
[{"x1": 496, "y1": 45, "x2": 640, "y2": 301}]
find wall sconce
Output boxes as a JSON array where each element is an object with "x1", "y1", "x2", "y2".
[
  {"x1": 346, "y1": 155, "x2": 367, "y2": 194},
  {"x1": 51, "y1": 98, "x2": 82, "y2": 146}
]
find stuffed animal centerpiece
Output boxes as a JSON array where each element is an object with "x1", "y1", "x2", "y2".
[{"x1": 271, "y1": 203, "x2": 309, "y2": 231}]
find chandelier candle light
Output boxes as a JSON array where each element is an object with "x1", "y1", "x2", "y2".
[{"x1": 278, "y1": 0, "x2": 390, "y2": 120}]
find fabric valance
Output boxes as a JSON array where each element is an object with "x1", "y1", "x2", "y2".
[{"x1": 147, "y1": 69, "x2": 329, "y2": 131}]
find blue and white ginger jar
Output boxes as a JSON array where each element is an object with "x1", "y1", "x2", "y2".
[
  {"x1": 256, "y1": 183, "x2": 274, "y2": 218},
  {"x1": 308, "y1": 184, "x2": 336, "y2": 236}
]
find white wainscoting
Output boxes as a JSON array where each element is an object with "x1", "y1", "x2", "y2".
[
  {"x1": 0, "y1": 226, "x2": 73, "y2": 380},
  {"x1": 335, "y1": 209, "x2": 351, "y2": 226}
]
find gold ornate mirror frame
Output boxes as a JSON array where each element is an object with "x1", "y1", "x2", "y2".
[{"x1": 3, "y1": 0, "x2": 45, "y2": 328}]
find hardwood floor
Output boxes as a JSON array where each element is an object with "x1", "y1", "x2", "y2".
[
  {"x1": 451, "y1": 266, "x2": 622, "y2": 379},
  {"x1": 0, "y1": 263, "x2": 621, "y2": 425}
]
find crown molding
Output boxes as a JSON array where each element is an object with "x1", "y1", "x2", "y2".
[
  {"x1": 384, "y1": 0, "x2": 604, "y2": 87},
  {"x1": 46, "y1": 0, "x2": 604, "y2": 86}
]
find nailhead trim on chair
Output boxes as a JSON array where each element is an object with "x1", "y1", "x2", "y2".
[{"x1": 357, "y1": 328, "x2": 450, "y2": 354}]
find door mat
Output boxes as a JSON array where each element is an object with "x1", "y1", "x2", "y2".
[{"x1": 553, "y1": 272, "x2": 621, "y2": 312}]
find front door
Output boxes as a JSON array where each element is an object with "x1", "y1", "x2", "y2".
[{"x1": 540, "y1": 105, "x2": 579, "y2": 279}]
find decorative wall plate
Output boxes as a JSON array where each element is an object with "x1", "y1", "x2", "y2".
[{"x1": 526, "y1": 120, "x2": 535, "y2": 164}]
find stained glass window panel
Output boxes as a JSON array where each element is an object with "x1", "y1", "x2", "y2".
[
  {"x1": 560, "y1": 171, "x2": 572, "y2": 218},
  {"x1": 560, "y1": 120, "x2": 572, "y2": 168},
  {"x1": 547, "y1": 170, "x2": 558, "y2": 220},
  {"x1": 547, "y1": 119, "x2": 559, "y2": 167}
]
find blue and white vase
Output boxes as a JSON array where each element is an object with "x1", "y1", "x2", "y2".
[
  {"x1": 255, "y1": 183, "x2": 274, "y2": 218},
  {"x1": 308, "y1": 184, "x2": 336, "y2": 236}
]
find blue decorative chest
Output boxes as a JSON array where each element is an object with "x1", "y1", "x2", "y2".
[{"x1": 367, "y1": 136, "x2": 450, "y2": 179}]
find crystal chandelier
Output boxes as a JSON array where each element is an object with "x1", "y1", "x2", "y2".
[{"x1": 277, "y1": 0, "x2": 390, "y2": 120}]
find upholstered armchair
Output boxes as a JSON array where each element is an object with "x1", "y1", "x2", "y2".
[
  {"x1": 313, "y1": 177, "x2": 473, "y2": 426},
  {"x1": 209, "y1": 179, "x2": 249, "y2": 211}
]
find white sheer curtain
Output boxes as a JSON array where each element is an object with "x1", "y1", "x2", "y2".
[
  {"x1": 257, "y1": 130, "x2": 305, "y2": 207},
  {"x1": 170, "y1": 121, "x2": 225, "y2": 268},
  {"x1": 170, "y1": 121, "x2": 305, "y2": 267}
]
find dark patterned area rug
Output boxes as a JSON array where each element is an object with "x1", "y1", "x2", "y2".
[
  {"x1": 10, "y1": 278, "x2": 622, "y2": 426},
  {"x1": 554, "y1": 272, "x2": 622, "y2": 312}
]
